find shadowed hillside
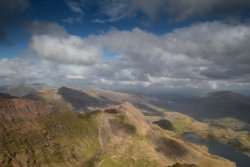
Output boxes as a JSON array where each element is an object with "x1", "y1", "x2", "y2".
[
  {"x1": 0, "y1": 93, "x2": 16, "y2": 99},
  {"x1": 58, "y1": 87, "x2": 104, "y2": 110}
]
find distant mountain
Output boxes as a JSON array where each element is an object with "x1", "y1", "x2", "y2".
[
  {"x1": 158, "y1": 91, "x2": 250, "y2": 123},
  {"x1": 56, "y1": 87, "x2": 163, "y2": 115},
  {"x1": 0, "y1": 92, "x2": 16, "y2": 99},
  {"x1": 58, "y1": 87, "x2": 104, "y2": 110},
  {"x1": 2, "y1": 84, "x2": 249, "y2": 123},
  {"x1": 201, "y1": 91, "x2": 250, "y2": 103},
  {"x1": 0, "y1": 83, "x2": 53, "y2": 97}
]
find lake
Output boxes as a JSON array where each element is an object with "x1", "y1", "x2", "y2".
[{"x1": 182, "y1": 132, "x2": 250, "y2": 167}]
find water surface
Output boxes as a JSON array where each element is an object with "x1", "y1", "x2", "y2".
[{"x1": 182, "y1": 132, "x2": 250, "y2": 167}]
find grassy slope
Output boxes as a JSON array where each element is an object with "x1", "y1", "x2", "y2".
[
  {"x1": 204, "y1": 117, "x2": 248, "y2": 131},
  {"x1": 0, "y1": 110, "x2": 100, "y2": 167},
  {"x1": 0, "y1": 109, "x2": 159, "y2": 167}
]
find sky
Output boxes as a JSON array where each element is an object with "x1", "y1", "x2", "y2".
[{"x1": 1, "y1": 0, "x2": 250, "y2": 95}]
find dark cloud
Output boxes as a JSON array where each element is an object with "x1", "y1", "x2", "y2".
[
  {"x1": 200, "y1": 67, "x2": 250, "y2": 80},
  {"x1": 0, "y1": 0, "x2": 29, "y2": 45},
  {"x1": 212, "y1": 0, "x2": 250, "y2": 16},
  {"x1": 0, "y1": 0, "x2": 29, "y2": 19},
  {"x1": 97, "y1": 0, "x2": 250, "y2": 22},
  {"x1": 166, "y1": 0, "x2": 250, "y2": 20},
  {"x1": 25, "y1": 21, "x2": 67, "y2": 36}
]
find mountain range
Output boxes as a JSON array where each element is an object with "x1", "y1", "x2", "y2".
[
  {"x1": 148, "y1": 91, "x2": 250, "y2": 123},
  {"x1": 0, "y1": 84, "x2": 249, "y2": 166}
]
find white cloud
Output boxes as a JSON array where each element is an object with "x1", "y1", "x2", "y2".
[
  {"x1": 29, "y1": 21, "x2": 250, "y2": 90},
  {"x1": 0, "y1": 59, "x2": 18, "y2": 77},
  {"x1": 86, "y1": 21, "x2": 250, "y2": 81},
  {"x1": 66, "y1": 75, "x2": 85, "y2": 79},
  {"x1": 30, "y1": 34, "x2": 100, "y2": 65},
  {"x1": 3, "y1": 21, "x2": 250, "y2": 94}
]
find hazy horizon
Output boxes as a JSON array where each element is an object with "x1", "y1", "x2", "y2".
[{"x1": 1, "y1": 82, "x2": 250, "y2": 97}]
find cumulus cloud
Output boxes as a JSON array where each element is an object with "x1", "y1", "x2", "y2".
[
  {"x1": 85, "y1": 28, "x2": 201, "y2": 80},
  {"x1": 30, "y1": 34, "x2": 100, "y2": 65},
  {"x1": 0, "y1": 58, "x2": 88, "y2": 86},
  {"x1": 86, "y1": 21, "x2": 250, "y2": 81},
  {"x1": 25, "y1": 21, "x2": 100, "y2": 65},
  {"x1": 6, "y1": 20, "x2": 250, "y2": 93},
  {"x1": 0, "y1": 59, "x2": 18, "y2": 77},
  {"x1": 0, "y1": 58, "x2": 48, "y2": 85},
  {"x1": 81, "y1": 21, "x2": 250, "y2": 92},
  {"x1": 163, "y1": 21, "x2": 250, "y2": 77}
]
